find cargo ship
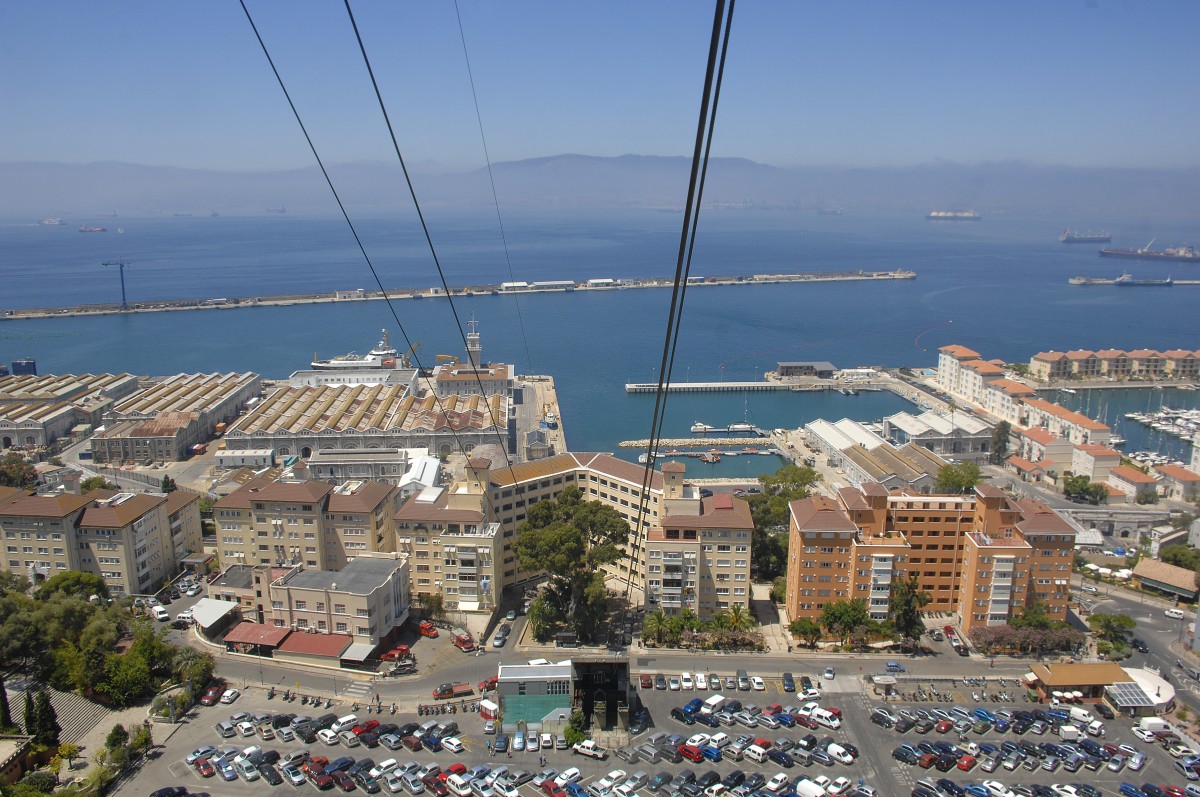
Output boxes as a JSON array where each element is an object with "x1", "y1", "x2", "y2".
[
  {"x1": 1060, "y1": 230, "x2": 1112, "y2": 243},
  {"x1": 1099, "y1": 239, "x2": 1200, "y2": 262},
  {"x1": 1115, "y1": 273, "x2": 1173, "y2": 287},
  {"x1": 927, "y1": 210, "x2": 981, "y2": 221}
]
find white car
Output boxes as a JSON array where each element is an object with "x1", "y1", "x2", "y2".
[
  {"x1": 186, "y1": 584, "x2": 203, "y2": 597},
  {"x1": 1132, "y1": 727, "x2": 1157, "y2": 743},
  {"x1": 541, "y1": 733, "x2": 554, "y2": 750},
  {"x1": 554, "y1": 768, "x2": 582, "y2": 787},
  {"x1": 765, "y1": 774, "x2": 791, "y2": 793},
  {"x1": 236, "y1": 720, "x2": 256, "y2": 737},
  {"x1": 695, "y1": 673, "x2": 707, "y2": 690},
  {"x1": 797, "y1": 688, "x2": 822, "y2": 700},
  {"x1": 513, "y1": 732, "x2": 525, "y2": 752},
  {"x1": 593, "y1": 770, "x2": 627, "y2": 795},
  {"x1": 828, "y1": 778, "x2": 852, "y2": 796},
  {"x1": 811, "y1": 776, "x2": 833, "y2": 793},
  {"x1": 317, "y1": 728, "x2": 340, "y2": 745},
  {"x1": 526, "y1": 734, "x2": 539, "y2": 752},
  {"x1": 667, "y1": 677, "x2": 681, "y2": 691},
  {"x1": 680, "y1": 673, "x2": 693, "y2": 690},
  {"x1": 176, "y1": 609, "x2": 194, "y2": 622},
  {"x1": 823, "y1": 667, "x2": 835, "y2": 680},
  {"x1": 750, "y1": 676, "x2": 765, "y2": 691},
  {"x1": 687, "y1": 734, "x2": 711, "y2": 748},
  {"x1": 443, "y1": 737, "x2": 464, "y2": 753},
  {"x1": 1166, "y1": 608, "x2": 1186, "y2": 620},
  {"x1": 1051, "y1": 786, "x2": 1082, "y2": 797},
  {"x1": 981, "y1": 781, "x2": 1016, "y2": 797},
  {"x1": 220, "y1": 688, "x2": 240, "y2": 704},
  {"x1": 1079, "y1": 584, "x2": 1098, "y2": 593}
]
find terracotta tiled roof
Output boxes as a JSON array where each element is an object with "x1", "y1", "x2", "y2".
[
  {"x1": 1017, "y1": 427, "x2": 1061, "y2": 446},
  {"x1": 165, "y1": 490, "x2": 201, "y2": 516},
  {"x1": 1133, "y1": 558, "x2": 1198, "y2": 593},
  {"x1": 661, "y1": 461, "x2": 686, "y2": 473},
  {"x1": 1020, "y1": 398, "x2": 1110, "y2": 432},
  {"x1": 0, "y1": 485, "x2": 31, "y2": 505},
  {"x1": 1110, "y1": 465, "x2": 1159, "y2": 485},
  {"x1": 790, "y1": 496, "x2": 858, "y2": 533},
  {"x1": 393, "y1": 488, "x2": 485, "y2": 524},
  {"x1": 248, "y1": 479, "x2": 333, "y2": 504},
  {"x1": 1155, "y1": 464, "x2": 1200, "y2": 483},
  {"x1": 1032, "y1": 351, "x2": 1066, "y2": 362},
  {"x1": 1126, "y1": 349, "x2": 1161, "y2": 358},
  {"x1": 939, "y1": 345, "x2": 981, "y2": 359},
  {"x1": 1104, "y1": 484, "x2": 1125, "y2": 497},
  {"x1": 1163, "y1": 350, "x2": 1196, "y2": 359},
  {"x1": 0, "y1": 490, "x2": 95, "y2": 518},
  {"x1": 276, "y1": 631, "x2": 352, "y2": 657},
  {"x1": 988, "y1": 379, "x2": 1036, "y2": 396},
  {"x1": 80, "y1": 493, "x2": 166, "y2": 527},
  {"x1": 223, "y1": 622, "x2": 291, "y2": 646},
  {"x1": 1013, "y1": 499, "x2": 1074, "y2": 535},
  {"x1": 328, "y1": 481, "x2": 396, "y2": 513},
  {"x1": 1095, "y1": 349, "x2": 1126, "y2": 358},
  {"x1": 963, "y1": 360, "x2": 1005, "y2": 375},
  {"x1": 1029, "y1": 662, "x2": 1130, "y2": 688},
  {"x1": 1007, "y1": 456, "x2": 1044, "y2": 473},
  {"x1": 1076, "y1": 444, "x2": 1121, "y2": 459},
  {"x1": 837, "y1": 486, "x2": 871, "y2": 510},
  {"x1": 661, "y1": 494, "x2": 753, "y2": 530},
  {"x1": 1065, "y1": 350, "x2": 1097, "y2": 360}
]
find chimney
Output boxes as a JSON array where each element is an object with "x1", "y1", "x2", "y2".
[{"x1": 63, "y1": 470, "x2": 82, "y2": 495}]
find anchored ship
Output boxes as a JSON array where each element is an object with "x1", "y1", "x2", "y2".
[
  {"x1": 1060, "y1": 230, "x2": 1112, "y2": 243},
  {"x1": 1115, "y1": 273, "x2": 1173, "y2": 287},
  {"x1": 78, "y1": 226, "x2": 106, "y2": 233},
  {"x1": 1099, "y1": 239, "x2": 1200, "y2": 262},
  {"x1": 927, "y1": 210, "x2": 981, "y2": 221}
]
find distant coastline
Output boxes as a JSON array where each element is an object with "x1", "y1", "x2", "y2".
[{"x1": 1, "y1": 268, "x2": 915, "y2": 320}]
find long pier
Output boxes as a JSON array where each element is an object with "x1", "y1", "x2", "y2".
[
  {"x1": 2, "y1": 268, "x2": 916, "y2": 321},
  {"x1": 625, "y1": 381, "x2": 795, "y2": 393}
]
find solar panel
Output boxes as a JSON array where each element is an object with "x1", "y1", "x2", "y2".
[{"x1": 1105, "y1": 681, "x2": 1154, "y2": 708}]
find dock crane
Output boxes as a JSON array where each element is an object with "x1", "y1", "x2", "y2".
[
  {"x1": 102, "y1": 259, "x2": 133, "y2": 311},
  {"x1": 436, "y1": 354, "x2": 460, "y2": 365},
  {"x1": 402, "y1": 341, "x2": 420, "y2": 368}
]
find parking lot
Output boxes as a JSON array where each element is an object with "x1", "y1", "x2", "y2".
[{"x1": 120, "y1": 662, "x2": 1200, "y2": 797}]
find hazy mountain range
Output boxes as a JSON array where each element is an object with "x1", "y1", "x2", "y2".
[{"x1": 5, "y1": 155, "x2": 1200, "y2": 218}]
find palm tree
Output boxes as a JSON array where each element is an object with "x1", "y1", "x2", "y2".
[
  {"x1": 710, "y1": 610, "x2": 735, "y2": 631},
  {"x1": 642, "y1": 610, "x2": 668, "y2": 644},
  {"x1": 726, "y1": 603, "x2": 756, "y2": 632},
  {"x1": 678, "y1": 608, "x2": 702, "y2": 633}
]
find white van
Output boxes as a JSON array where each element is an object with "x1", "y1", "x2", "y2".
[
  {"x1": 1166, "y1": 608, "x2": 1186, "y2": 620},
  {"x1": 1087, "y1": 720, "x2": 1106, "y2": 737},
  {"x1": 1069, "y1": 707, "x2": 1094, "y2": 724},
  {"x1": 448, "y1": 774, "x2": 474, "y2": 797},
  {"x1": 370, "y1": 759, "x2": 399, "y2": 779},
  {"x1": 151, "y1": 605, "x2": 170, "y2": 622},
  {"x1": 330, "y1": 714, "x2": 359, "y2": 734},
  {"x1": 744, "y1": 744, "x2": 768, "y2": 764},
  {"x1": 812, "y1": 708, "x2": 842, "y2": 729}
]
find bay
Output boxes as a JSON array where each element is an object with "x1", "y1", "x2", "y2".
[{"x1": 2, "y1": 207, "x2": 1198, "y2": 470}]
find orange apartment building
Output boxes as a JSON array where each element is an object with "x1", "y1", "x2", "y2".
[{"x1": 786, "y1": 482, "x2": 1075, "y2": 635}]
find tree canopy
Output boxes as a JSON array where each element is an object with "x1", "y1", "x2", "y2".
[
  {"x1": 0, "y1": 452, "x2": 37, "y2": 490},
  {"x1": 936, "y1": 462, "x2": 982, "y2": 493},
  {"x1": 1063, "y1": 474, "x2": 1108, "y2": 505},
  {"x1": 513, "y1": 485, "x2": 629, "y2": 642},
  {"x1": 890, "y1": 573, "x2": 931, "y2": 643},
  {"x1": 819, "y1": 599, "x2": 870, "y2": 646},
  {"x1": 989, "y1": 421, "x2": 1011, "y2": 465},
  {"x1": 746, "y1": 464, "x2": 820, "y2": 580},
  {"x1": 37, "y1": 571, "x2": 109, "y2": 601}
]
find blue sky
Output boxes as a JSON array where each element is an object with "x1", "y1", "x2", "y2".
[{"x1": 2, "y1": 1, "x2": 1198, "y2": 171}]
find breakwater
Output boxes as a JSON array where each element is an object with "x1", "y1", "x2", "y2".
[{"x1": 2, "y1": 268, "x2": 915, "y2": 321}]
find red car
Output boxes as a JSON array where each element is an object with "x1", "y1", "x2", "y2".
[
  {"x1": 353, "y1": 720, "x2": 380, "y2": 736},
  {"x1": 1163, "y1": 787, "x2": 1187, "y2": 797},
  {"x1": 199, "y1": 681, "x2": 225, "y2": 706},
  {"x1": 330, "y1": 771, "x2": 356, "y2": 792},
  {"x1": 541, "y1": 783, "x2": 566, "y2": 797},
  {"x1": 441, "y1": 764, "x2": 467, "y2": 783},
  {"x1": 764, "y1": 704, "x2": 782, "y2": 716},
  {"x1": 935, "y1": 720, "x2": 954, "y2": 734},
  {"x1": 795, "y1": 716, "x2": 818, "y2": 730},
  {"x1": 194, "y1": 758, "x2": 216, "y2": 778},
  {"x1": 423, "y1": 775, "x2": 449, "y2": 797},
  {"x1": 679, "y1": 744, "x2": 704, "y2": 763},
  {"x1": 956, "y1": 755, "x2": 977, "y2": 772},
  {"x1": 917, "y1": 753, "x2": 937, "y2": 769},
  {"x1": 303, "y1": 757, "x2": 331, "y2": 777},
  {"x1": 826, "y1": 707, "x2": 843, "y2": 719},
  {"x1": 479, "y1": 676, "x2": 500, "y2": 693},
  {"x1": 639, "y1": 674, "x2": 653, "y2": 689}
]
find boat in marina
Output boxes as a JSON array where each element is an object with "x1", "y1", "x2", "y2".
[
  {"x1": 699, "y1": 451, "x2": 722, "y2": 463},
  {"x1": 311, "y1": 329, "x2": 406, "y2": 369},
  {"x1": 1060, "y1": 230, "x2": 1112, "y2": 243},
  {"x1": 726, "y1": 422, "x2": 755, "y2": 433},
  {"x1": 691, "y1": 422, "x2": 715, "y2": 434}
]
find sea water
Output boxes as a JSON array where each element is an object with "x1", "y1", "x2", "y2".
[{"x1": 2, "y1": 207, "x2": 1198, "y2": 469}]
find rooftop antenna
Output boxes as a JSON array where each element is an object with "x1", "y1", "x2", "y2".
[{"x1": 102, "y1": 259, "x2": 132, "y2": 311}]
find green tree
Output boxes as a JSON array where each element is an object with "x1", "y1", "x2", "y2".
[
  {"x1": 36, "y1": 571, "x2": 109, "y2": 601},
  {"x1": 642, "y1": 610, "x2": 668, "y2": 644},
  {"x1": 936, "y1": 462, "x2": 982, "y2": 493},
  {"x1": 80, "y1": 475, "x2": 117, "y2": 492},
  {"x1": 0, "y1": 452, "x2": 37, "y2": 490},
  {"x1": 989, "y1": 421, "x2": 1011, "y2": 465},
  {"x1": 513, "y1": 486, "x2": 629, "y2": 642},
  {"x1": 32, "y1": 689, "x2": 59, "y2": 747},
  {"x1": 725, "y1": 603, "x2": 755, "y2": 632},
  {"x1": 1011, "y1": 600, "x2": 1054, "y2": 630},
  {"x1": 1089, "y1": 612, "x2": 1136, "y2": 645},
  {"x1": 417, "y1": 592, "x2": 446, "y2": 621},
  {"x1": 57, "y1": 742, "x2": 80, "y2": 771},
  {"x1": 104, "y1": 724, "x2": 129, "y2": 751},
  {"x1": 746, "y1": 465, "x2": 820, "y2": 580},
  {"x1": 160, "y1": 475, "x2": 178, "y2": 493},
  {"x1": 819, "y1": 599, "x2": 870, "y2": 647},
  {"x1": 0, "y1": 676, "x2": 14, "y2": 733},
  {"x1": 788, "y1": 617, "x2": 822, "y2": 649},
  {"x1": 525, "y1": 596, "x2": 559, "y2": 643},
  {"x1": 22, "y1": 690, "x2": 34, "y2": 736},
  {"x1": 770, "y1": 576, "x2": 787, "y2": 604},
  {"x1": 564, "y1": 709, "x2": 587, "y2": 745},
  {"x1": 1062, "y1": 474, "x2": 1107, "y2": 505},
  {"x1": 889, "y1": 573, "x2": 931, "y2": 645}
]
